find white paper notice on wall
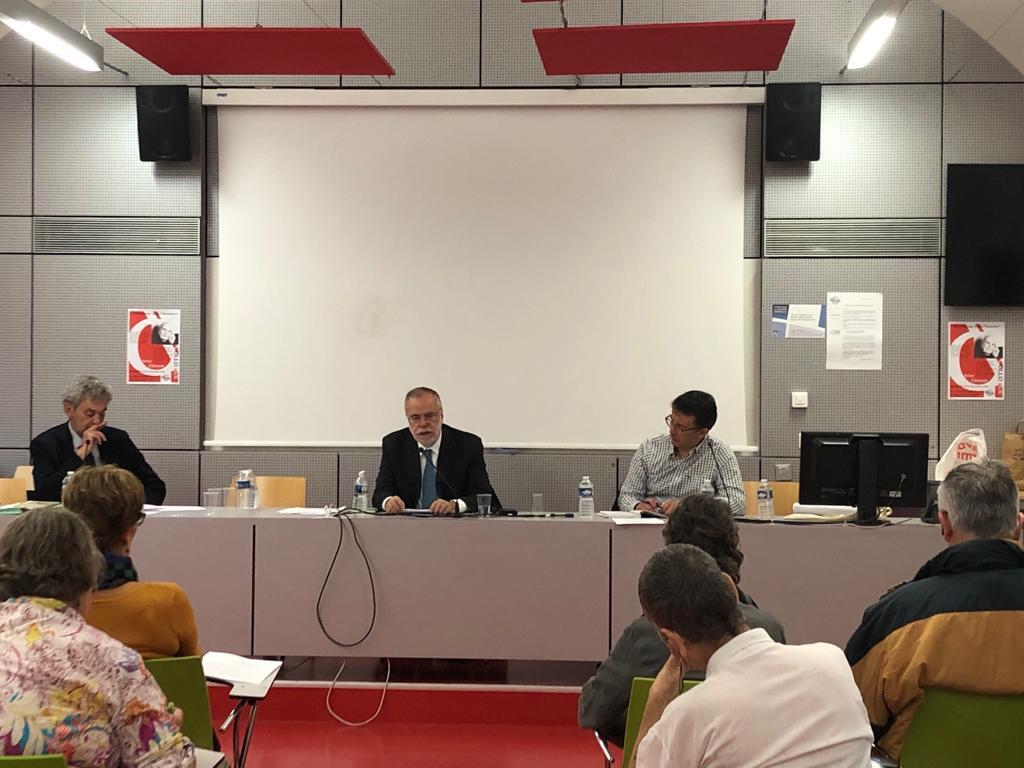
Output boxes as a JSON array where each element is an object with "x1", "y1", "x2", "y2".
[
  {"x1": 948, "y1": 322, "x2": 1005, "y2": 400},
  {"x1": 825, "y1": 293, "x2": 883, "y2": 371},
  {"x1": 127, "y1": 309, "x2": 180, "y2": 385}
]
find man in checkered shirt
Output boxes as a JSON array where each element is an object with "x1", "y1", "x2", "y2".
[{"x1": 618, "y1": 391, "x2": 745, "y2": 517}]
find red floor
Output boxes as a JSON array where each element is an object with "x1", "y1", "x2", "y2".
[
  {"x1": 208, "y1": 684, "x2": 616, "y2": 768},
  {"x1": 216, "y1": 721, "x2": 601, "y2": 768}
]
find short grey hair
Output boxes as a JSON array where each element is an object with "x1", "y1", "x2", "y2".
[
  {"x1": 62, "y1": 375, "x2": 112, "y2": 407},
  {"x1": 937, "y1": 459, "x2": 1019, "y2": 539},
  {"x1": 405, "y1": 387, "x2": 442, "y2": 407},
  {"x1": 0, "y1": 507, "x2": 103, "y2": 604}
]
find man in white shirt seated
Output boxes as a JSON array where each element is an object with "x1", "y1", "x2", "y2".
[
  {"x1": 632, "y1": 544, "x2": 873, "y2": 768},
  {"x1": 618, "y1": 391, "x2": 745, "y2": 517}
]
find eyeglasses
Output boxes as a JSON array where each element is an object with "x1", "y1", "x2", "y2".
[
  {"x1": 408, "y1": 412, "x2": 441, "y2": 425},
  {"x1": 665, "y1": 416, "x2": 704, "y2": 434},
  {"x1": 135, "y1": 514, "x2": 146, "y2": 528}
]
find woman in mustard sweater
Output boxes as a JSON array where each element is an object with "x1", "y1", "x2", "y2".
[{"x1": 62, "y1": 465, "x2": 200, "y2": 659}]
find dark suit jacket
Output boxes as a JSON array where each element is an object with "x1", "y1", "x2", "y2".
[
  {"x1": 30, "y1": 422, "x2": 167, "y2": 505},
  {"x1": 371, "y1": 424, "x2": 500, "y2": 513}
]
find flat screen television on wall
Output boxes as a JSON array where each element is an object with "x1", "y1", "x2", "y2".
[{"x1": 945, "y1": 164, "x2": 1024, "y2": 306}]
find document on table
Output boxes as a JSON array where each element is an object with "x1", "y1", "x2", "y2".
[
  {"x1": 143, "y1": 505, "x2": 205, "y2": 514},
  {"x1": 826, "y1": 292, "x2": 883, "y2": 370},
  {"x1": 202, "y1": 652, "x2": 282, "y2": 686},
  {"x1": 195, "y1": 748, "x2": 228, "y2": 768},
  {"x1": 277, "y1": 507, "x2": 330, "y2": 516}
]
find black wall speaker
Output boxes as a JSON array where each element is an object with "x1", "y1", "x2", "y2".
[
  {"x1": 765, "y1": 82, "x2": 821, "y2": 162},
  {"x1": 135, "y1": 85, "x2": 192, "y2": 162}
]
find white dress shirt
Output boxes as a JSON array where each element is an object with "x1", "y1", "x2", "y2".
[
  {"x1": 69, "y1": 423, "x2": 102, "y2": 466},
  {"x1": 637, "y1": 628, "x2": 873, "y2": 768}
]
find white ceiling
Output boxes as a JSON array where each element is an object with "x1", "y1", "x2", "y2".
[{"x1": 932, "y1": 0, "x2": 1024, "y2": 74}]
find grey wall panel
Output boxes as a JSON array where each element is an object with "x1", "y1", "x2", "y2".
[
  {"x1": 943, "y1": 84, "x2": 1024, "y2": 164},
  {"x1": 764, "y1": 219, "x2": 942, "y2": 258},
  {"x1": 765, "y1": 85, "x2": 941, "y2": 219},
  {"x1": 943, "y1": 84, "x2": 1024, "y2": 163},
  {"x1": 31, "y1": 255, "x2": 201, "y2": 450},
  {"x1": 0, "y1": 255, "x2": 30, "y2": 447},
  {"x1": 201, "y1": 0, "x2": 340, "y2": 88},
  {"x1": 760, "y1": 259, "x2": 939, "y2": 458},
  {"x1": 146, "y1": 450, "x2": 200, "y2": 505},
  {"x1": 745, "y1": 106, "x2": 763, "y2": 260},
  {"x1": 0, "y1": 449, "x2": 29, "y2": 478},
  {"x1": 0, "y1": 31, "x2": 31, "y2": 86},
  {"x1": 737, "y1": 454, "x2": 760, "y2": 482},
  {"x1": 487, "y1": 452, "x2": 617, "y2": 513},
  {"x1": 481, "y1": 0, "x2": 619, "y2": 87},
  {"x1": 343, "y1": 0, "x2": 479, "y2": 87},
  {"x1": 942, "y1": 84, "x2": 1024, "y2": 212},
  {"x1": 0, "y1": 88, "x2": 31, "y2": 215},
  {"x1": 205, "y1": 110, "x2": 219, "y2": 257},
  {"x1": 623, "y1": 0, "x2": 765, "y2": 86},
  {"x1": 767, "y1": 0, "x2": 941, "y2": 84},
  {"x1": 199, "y1": 450, "x2": 338, "y2": 507},
  {"x1": 33, "y1": 217, "x2": 200, "y2": 255},
  {"x1": 940, "y1": 262, "x2": 1024, "y2": 461},
  {"x1": 0, "y1": 217, "x2": 31, "y2": 253},
  {"x1": 339, "y1": 448, "x2": 383, "y2": 508},
  {"x1": 34, "y1": 0, "x2": 200, "y2": 86},
  {"x1": 943, "y1": 15, "x2": 1024, "y2": 84},
  {"x1": 34, "y1": 87, "x2": 201, "y2": 217}
]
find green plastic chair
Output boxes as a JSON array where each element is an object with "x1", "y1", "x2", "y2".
[
  {"x1": 0, "y1": 758, "x2": 68, "y2": 766},
  {"x1": 144, "y1": 655, "x2": 214, "y2": 750},
  {"x1": 621, "y1": 676, "x2": 700, "y2": 768},
  {"x1": 899, "y1": 688, "x2": 1024, "y2": 768}
]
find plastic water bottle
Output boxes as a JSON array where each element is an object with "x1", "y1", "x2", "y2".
[
  {"x1": 756, "y1": 479, "x2": 774, "y2": 520},
  {"x1": 61, "y1": 471, "x2": 75, "y2": 496},
  {"x1": 353, "y1": 470, "x2": 368, "y2": 512},
  {"x1": 578, "y1": 475, "x2": 595, "y2": 518},
  {"x1": 237, "y1": 469, "x2": 257, "y2": 509},
  {"x1": 700, "y1": 478, "x2": 715, "y2": 496}
]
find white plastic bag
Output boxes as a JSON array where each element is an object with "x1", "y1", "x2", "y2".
[{"x1": 935, "y1": 429, "x2": 987, "y2": 481}]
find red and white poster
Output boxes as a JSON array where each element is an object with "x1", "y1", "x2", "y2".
[
  {"x1": 948, "y1": 322, "x2": 1004, "y2": 400},
  {"x1": 127, "y1": 309, "x2": 180, "y2": 384}
]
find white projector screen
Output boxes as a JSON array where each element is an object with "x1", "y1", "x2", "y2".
[{"x1": 209, "y1": 103, "x2": 748, "y2": 448}]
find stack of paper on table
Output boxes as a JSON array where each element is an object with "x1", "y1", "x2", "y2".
[{"x1": 202, "y1": 651, "x2": 282, "y2": 687}]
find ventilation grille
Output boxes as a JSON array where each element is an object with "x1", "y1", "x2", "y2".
[
  {"x1": 33, "y1": 217, "x2": 200, "y2": 255},
  {"x1": 764, "y1": 219, "x2": 942, "y2": 257}
]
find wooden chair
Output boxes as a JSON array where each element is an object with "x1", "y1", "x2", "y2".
[
  {"x1": 0, "y1": 478, "x2": 27, "y2": 505},
  {"x1": 743, "y1": 480, "x2": 799, "y2": 517},
  {"x1": 14, "y1": 465, "x2": 34, "y2": 492},
  {"x1": 255, "y1": 476, "x2": 306, "y2": 507},
  {"x1": 226, "y1": 475, "x2": 307, "y2": 508}
]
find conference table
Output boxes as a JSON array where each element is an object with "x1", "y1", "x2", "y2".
[{"x1": 0, "y1": 509, "x2": 945, "y2": 659}]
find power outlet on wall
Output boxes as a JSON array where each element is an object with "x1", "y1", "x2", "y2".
[{"x1": 775, "y1": 463, "x2": 793, "y2": 481}]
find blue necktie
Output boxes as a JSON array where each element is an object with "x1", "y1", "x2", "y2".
[{"x1": 420, "y1": 448, "x2": 437, "y2": 508}]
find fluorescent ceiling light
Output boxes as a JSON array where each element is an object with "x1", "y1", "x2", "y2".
[
  {"x1": 847, "y1": 0, "x2": 909, "y2": 70},
  {"x1": 0, "y1": 0, "x2": 102, "y2": 71}
]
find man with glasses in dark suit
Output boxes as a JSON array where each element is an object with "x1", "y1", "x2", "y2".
[{"x1": 372, "y1": 387, "x2": 500, "y2": 515}]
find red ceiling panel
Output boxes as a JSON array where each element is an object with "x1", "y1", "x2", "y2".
[
  {"x1": 531, "y1": 20, "x2": 795, "y2": 75},
  {"x1": 106, "y1": 27, "x2": 394, "y2": 76}
]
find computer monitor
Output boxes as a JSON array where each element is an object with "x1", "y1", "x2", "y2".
[{"x1": 799, "y1": 432, "x2": 929, "y2": 524}]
